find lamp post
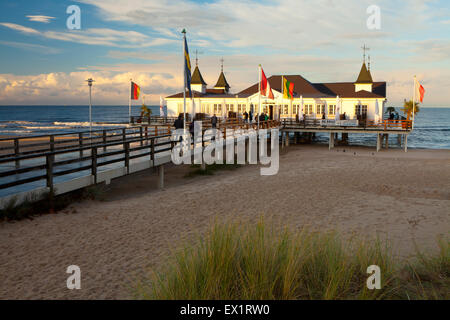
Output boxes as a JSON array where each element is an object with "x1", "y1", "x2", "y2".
[{"x1": 86, "y1": 78, "x2": 95, "y2": 138}]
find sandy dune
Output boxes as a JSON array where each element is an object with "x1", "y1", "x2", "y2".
[{"x1": 0, "y1": 145, "x2": 449, "y2": 299}]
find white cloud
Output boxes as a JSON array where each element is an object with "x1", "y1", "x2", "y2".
[
  {"x1": 0, "y1": 23, "x2": 40, "y2": 35},
  {"x1": 0, "y1": 40, "x2": 61, "y2": 54},
  {"x1": 26, "y1": 15, "x2": 56, "y2": 23},
  {"x1": 0, "y1": 23, "x2": 175, "y2": 48}
]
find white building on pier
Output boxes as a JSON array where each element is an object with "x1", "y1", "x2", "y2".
[{"x1": 165, "y1": 60, "x2": 386, "y2": 122}]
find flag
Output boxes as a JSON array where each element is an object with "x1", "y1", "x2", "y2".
[
  {"x1": 283, "y1": 76, "x2": 294, "y2": 100},
  {"x1": 260, "y1": 67, "x2": 274, "y2": 99},
  {"x1": 415, "y1": 78, "x2": 425, "y2": 103},
  {"x1": 131, "y1": 82, "x2": 140, "y2": 100},
  {"x1": 184, "y1": 36, "x2": 192, "y2": 97},
  {"x1": 160, "y1": 96, "x2": 165, "y2": 117}
]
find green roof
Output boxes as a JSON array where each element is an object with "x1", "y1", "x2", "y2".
[
  {"x1": 355, "y1": 62, "x2": 373, "y2": 84},
  {"x1": 191, "y1": 66, "x2": 207, "y2": 85},
  {"x1": 214, "y1": 71, "x2": 230, "y2": 89}
]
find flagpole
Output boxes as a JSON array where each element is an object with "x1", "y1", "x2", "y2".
[
  {"x1": 412, "y1": 75, "x2": 416, "y2": 130},
  {"x1": 182, "y1": 30, "x2": 187, "y2": 132},
  {"x1": 281, "y1": 76, "x2": 284, "y2": 122},
  {"x1": 129, "y1": 78, "x2": 132, "y2": 125},
  {"x1": 258, "y1": 64, "x2": 261, "y2": 130}
]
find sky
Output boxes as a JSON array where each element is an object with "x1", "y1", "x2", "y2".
[{"x1": 0, "y1": 0, "x2": 449, "y2": 106}]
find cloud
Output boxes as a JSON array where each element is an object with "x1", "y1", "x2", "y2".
[
  {"x1": 0, "y1": 40, "x2": 61, "y2": 54},
  {"x1": 0, "y1": 22, "x2": 40, "y2": 35},
  {"x1": 26, "y1": 15, "x2": 55, "y2": 23},
  {"x1": 0, "y1": 22, "x2": 175, "y2": 48}
]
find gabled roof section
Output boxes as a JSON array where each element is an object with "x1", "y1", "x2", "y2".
[
  {"x1": 191, "y1": 66, "x2": 207, "y2": 85},
  {"x1": 313, "y1": 82, "x2": 386, "y2": 98},
  {"x1": 238, "y1": 75, "x2": 328, "y2": 98},
  {"x1": 214, "y1": 71, "x2": 230, "y2": 89},
  {"x1": 355, "y1": 62, "x2": 373, "y2": 83}
]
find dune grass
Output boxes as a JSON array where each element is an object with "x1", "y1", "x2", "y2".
[{"x1": 134, "y1": 219, "x2": 448, "y2": 300}]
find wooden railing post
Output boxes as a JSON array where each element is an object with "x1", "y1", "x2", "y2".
[
  {"x1": 140, "y1": 127, "x2": 143, "y2": 146},
  {"x1": 92, "y1": 147, "x2": 97, "y2": 184},
  {"x1": 103, "y1": 130, "x2": 107, "y2": 151},
  {"x1": 122, "y1": 128, "x2": 126, "y2": 142},
  {"x1": 46, "y1": 154, "x2": 54, "y2": 212},
  {"x1": 79, "y1": 132, "x2": 83, "y2": 158},
  {"x1": 155, "y1": 126, "x2": 158, "y2": 136},
  {"x1": 151, "y1": 138, "x2": 155, "y2": 164},
  {"x1": 124, "y1": 142, "x2": 130, "y2": 174},
  {"x1": 14, "y1": 138, "x2": 20, "y2": 168}
]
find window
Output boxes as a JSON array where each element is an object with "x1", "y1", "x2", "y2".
[
  {"x1": 304, "y1": 104, "x2": 313, "y2": 115},
  {"x1": 214, "y1": 104, "x2": 223, "y2": 114},
  {"x1": 292, "y1": 104, "x2": 297, "y2": 114},
  {"x1": 317, "y1": 104, "x2": 325, "y2": 114},
  {"x1": 355, "y1": 104, "x2": 368, "y2": 116},
  {"x1": 284, "y1": 104, "x2": 289, "y2": 115},
  {"x1": 226, "y1": 104, "x2": 234, "y2": 112},
  {"x1": 328, "y1": 104, "x2": 336, "y2": 115}
]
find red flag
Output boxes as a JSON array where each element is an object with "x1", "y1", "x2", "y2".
[
  {"x1": 131, "y1": 82, "x2": 140, "y2": 100},
  {"x1": 415, "y1": 78, "x2": 425, "y2": 103},
  {"x1": 260, "y1": 67, "x2": 274, "y2": 99}
]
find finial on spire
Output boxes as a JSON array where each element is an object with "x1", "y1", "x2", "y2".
[
  {"x1": 368, "y1": 54, "x2": 371, "y2": 71},
  {"x1": 195, "y1": 49, "x2": 198, "y2": 67},
  {"x1": 361, "y1": 44, "x2": 370, "y2": 64},
  {"x1": 220, "y1": 57, "x2": 224, "y2": 72}
]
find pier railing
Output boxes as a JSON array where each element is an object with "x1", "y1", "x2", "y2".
[
  {"x1": 0, "y1": 125, "x2": 172, "y2": 160},
  {"x1": 281, "y1": 119, "x2": 412, "y2": 130},
  {"x1": 0, "y1": 120, "x2": 280, "y2": 201}
]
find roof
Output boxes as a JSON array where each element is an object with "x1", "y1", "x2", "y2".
[
  {"x1": 214, "y1": 71, "x2": 230, "y2": 89},
  {"x1": 166, "y1": 74, "x2": 386, "y2": 100},
  {"x1": 313, "y1": 82, "x2": 386, "y2": 98},
  {"x1": 191, "y1": 66, "x2": 207, "y2": 85},
  {"x1": 355, "y1": 62, "x2": 373, "y2": 83},
  {"x1": 165, "y1": 90, "x2": 236, "y2": 99},
  {"x1": 238, "y1": 75, "x2": 326, "y2": 98},
  {"x1": 237, "y1": 75, "x2": 386, "y2": 99}
]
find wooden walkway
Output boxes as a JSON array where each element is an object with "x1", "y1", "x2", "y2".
[{"x1": 0, "y1": 120, "x2": 280, "y2": 208}]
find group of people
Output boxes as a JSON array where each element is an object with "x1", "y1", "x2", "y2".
[
  {"x1": 389, "y1": 112, "x2": 401, "y2": 121},
  {"x1": 242, "y1": 111, "x2": 269, "y2": 123}
]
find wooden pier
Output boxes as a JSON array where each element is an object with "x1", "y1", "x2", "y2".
[
  {"x1": 280, "y1": 119, "x2": 412, "y2": 152},
  {"x1": 0, "y1": 119, "x2": 279, "y2": 208}
]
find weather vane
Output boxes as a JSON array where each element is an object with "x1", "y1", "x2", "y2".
[
  {"x1": 220, "y1": 57, "x2": 224, "y2": 72},
  {"x1": 361, "y1": 44, "x2": 370, "y2": 64}
]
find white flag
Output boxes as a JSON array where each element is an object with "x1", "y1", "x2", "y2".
[{"x1": 160, "y1": 96, "x2": 165, "y2": 117}]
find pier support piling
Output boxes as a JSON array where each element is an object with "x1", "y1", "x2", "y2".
[
  {"x1": 376, "y1": 133, "x2": 381, "y2": 152},
  {"x1": 404, "y1": 135, "x2": 408, "y2": 153},
  {"x1": 158, "y1": 165, "x2": 165, "y2": 189},
  {"x1": 329, "y1": 132, "x2": 335, "y2": 150}
]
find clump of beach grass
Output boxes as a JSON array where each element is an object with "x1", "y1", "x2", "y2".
[
  {"x1": 0, "y1": 183, "x2": 109, "y2": 221},
  {"x1": 133, "y1": 219, "x2": 449, "y2": 300}
]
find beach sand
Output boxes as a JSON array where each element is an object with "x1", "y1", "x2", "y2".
[{"x1": 0, "y1": 144, "x2": 449, "y2": 299}]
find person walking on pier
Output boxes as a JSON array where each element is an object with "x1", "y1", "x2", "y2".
[
  {"x1": 211, "y1": 114, "x2": 217, "y2": 128},
  {"x1": 243, "y1": 111, "x2": 248, "y2": 123}
]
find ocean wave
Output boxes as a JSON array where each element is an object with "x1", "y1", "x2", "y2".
[
  {"x1": 0, "y1": 120, "x2": 39, "y2": 125},
  {"x1": 0, "y1": 129, "x2": 34, "y2": 134},
  {"x1": 53, "y1": 121, "x2": 129, "y2": 127}
]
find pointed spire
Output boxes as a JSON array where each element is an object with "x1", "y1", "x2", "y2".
[
  {"x1": 355, "y1": 62, "x2": 373, "y2": 84},
  {"x1": 214, "y1": 57, "x2": 230, "y2": 92},
  {"x1": 191, "y1": 66, "x2": 207, "y2": 85}
]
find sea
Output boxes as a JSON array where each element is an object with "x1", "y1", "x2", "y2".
[{"x1": 0, "y1": 105, "x2": 448, "y2": 149}]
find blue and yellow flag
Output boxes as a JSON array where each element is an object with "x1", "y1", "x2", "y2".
[{"x1": 184, "y1": 36, "x2": 192, "y2": 97}]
